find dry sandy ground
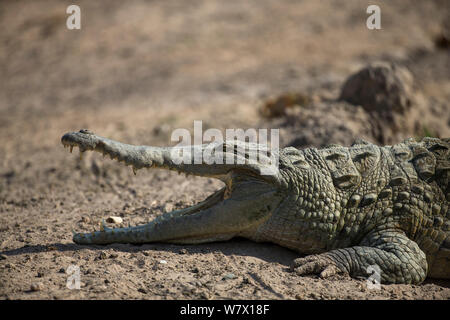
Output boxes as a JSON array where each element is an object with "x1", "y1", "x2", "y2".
[{"x1": 0, "y1": 0, "x2": 449, "y2": 300}]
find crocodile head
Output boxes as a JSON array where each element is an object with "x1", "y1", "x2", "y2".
[{"x1": 61, "y1": 130, "x2": 288, "y2": 244}]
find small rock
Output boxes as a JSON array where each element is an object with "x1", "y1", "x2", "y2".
[
  {"x1": 159, "y1": 260, "x2": 167, "y2": 264},
  {"x1": 178, "y1": 249, "x2": 187, "y2": 255},
  {"x1": 163, "y1": 203, "x2": 174, "y2": 213},
  {"x1": 84, "y1": 280, "x2": 94, "y2": 287},
  {"x1": 30, "y1": 282, "x2": 43, "y2": 292},
  {"x1": 80, "y1": 216, "x2": 90, "y2": 223},
  {"x1": 0, "y1": 254, "x2": 7, "y2": 260},
  {"x1": 109, "y1": 253, "x2": 118, "y2": 259},
  {"x1": 222, "y1": 273, "x2": 235, "y2": 280},
  {"x1": 138, "y1": 288, "x2": 147, "y2": 294},
  {"x1": 137, "y1": 259, "x2": 146, "y2": 268},
  {"x1": 199, "y1": 291, "x2": 210, "y2": 300},
  {"x1": 309, "y1": 292, "x2": 319, "y2": 299},
  {"x1": 106, "y1": 216, "x2": 123, "y2": 224},
  {"x1": 95, "y1": 285, "x2": 108, "y2": 292},
  {"x1": 37, "y1": 271, "x2": 45, "y2": 278},
  {"x1": 191, "y1": 267, "x2": 199, "y2": 274},
  {"x1": 181, "y1": 283, "x2": 196, "y2": 294},
  {"x1": 104, "y1": 279, "x2": 110, "y2": 284},
  {"x1": 98, "y1": 251, "x2": 108, "y2": 260},
  {"x1": 58, "y1": 268, "x2": 65, "y2": 273}
]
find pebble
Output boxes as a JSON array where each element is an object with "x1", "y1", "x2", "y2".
[
  {"x1": 80, "y1": 216, "x2": 90, "y2": 223},
  {"x1": 106, "y1": 216, "x2": 123, "y2": 224},
  {"x1": 30, "y1": 282, "x2": 43, "y2": 292},
  {"x1": 182, "y1": 283, "x2": 196, "y2": 294},
  {"x1": 222, "y1": 273, "x2": 235, "y2": 280},
  {"x1": 163, "y1": 203, "x2": 174, "y2": 213},
  {"x1": 159, "y1": 260, "x2": 167, "y2": 264},
  {"x1": 0, "y1": 254, "x2": 7, "y2": 260},
  {"x1": 84, "y1": 268, "x2": 95, "y2": 275},
  {"x1": 98, "y1": 251, "x2": 108, "y2": 260},
  {"x1": 178, "y1": 249, "x2": 187, "y2": 255},
  {"x1": 137, "y1": 259, "x2": 146, "y2": 268},
  {"x1": 95, "y1": 285, "x2": 108, "y2": 292}
]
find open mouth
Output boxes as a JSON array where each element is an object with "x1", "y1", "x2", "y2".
[{"x1": 61, "y1": 129, "x2": 283, "y2": 245}]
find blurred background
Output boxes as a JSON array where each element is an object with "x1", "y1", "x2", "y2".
[
  {"x1": 0, "y1": 0, "x2": 449, "y2": 300},
  {"x1": 1, "y1": 0, "x2": 449, "y2": 148}
]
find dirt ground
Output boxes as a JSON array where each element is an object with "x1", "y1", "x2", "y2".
[{"x1": 0, "y1": 0, "x2": 449, "y2": 300}]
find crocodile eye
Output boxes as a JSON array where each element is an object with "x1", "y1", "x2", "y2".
[
  {"x1": 283, "y1": 147, "x2": 310, "y2": 168},
  {"x1": 291, "y1": 158, "x2": 310, "y2": 168},
  {"x1": 287, "y1": 154, "x2": 310, "y2": 168},
  {"x1": 325, "y1": 153, "x2": 346, "y2": 161}
]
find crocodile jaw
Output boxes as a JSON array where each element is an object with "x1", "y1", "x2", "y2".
[{"x1": 62, "y1": 130, "x2": 284, "y2": 244}]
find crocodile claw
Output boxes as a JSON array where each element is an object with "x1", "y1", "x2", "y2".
[{"x1": 291, "y1": 254, "x2": 345, "y2": 279}]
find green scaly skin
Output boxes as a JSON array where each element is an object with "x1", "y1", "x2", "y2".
[{"x1": 61, "y1": 130, "x2": 449, "y2": 284}]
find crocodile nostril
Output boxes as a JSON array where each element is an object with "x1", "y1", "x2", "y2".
[{"x1": 79, "y1": 129, "x2": 94, "y2": 134}]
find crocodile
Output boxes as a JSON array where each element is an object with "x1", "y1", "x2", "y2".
[{"x1": 61, "y1": 129, "x2": 450, "y2": 284}]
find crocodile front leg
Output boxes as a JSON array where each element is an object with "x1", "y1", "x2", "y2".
[{"x1": 292, "y1": 229, "x2": 428, "y2": 284}]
